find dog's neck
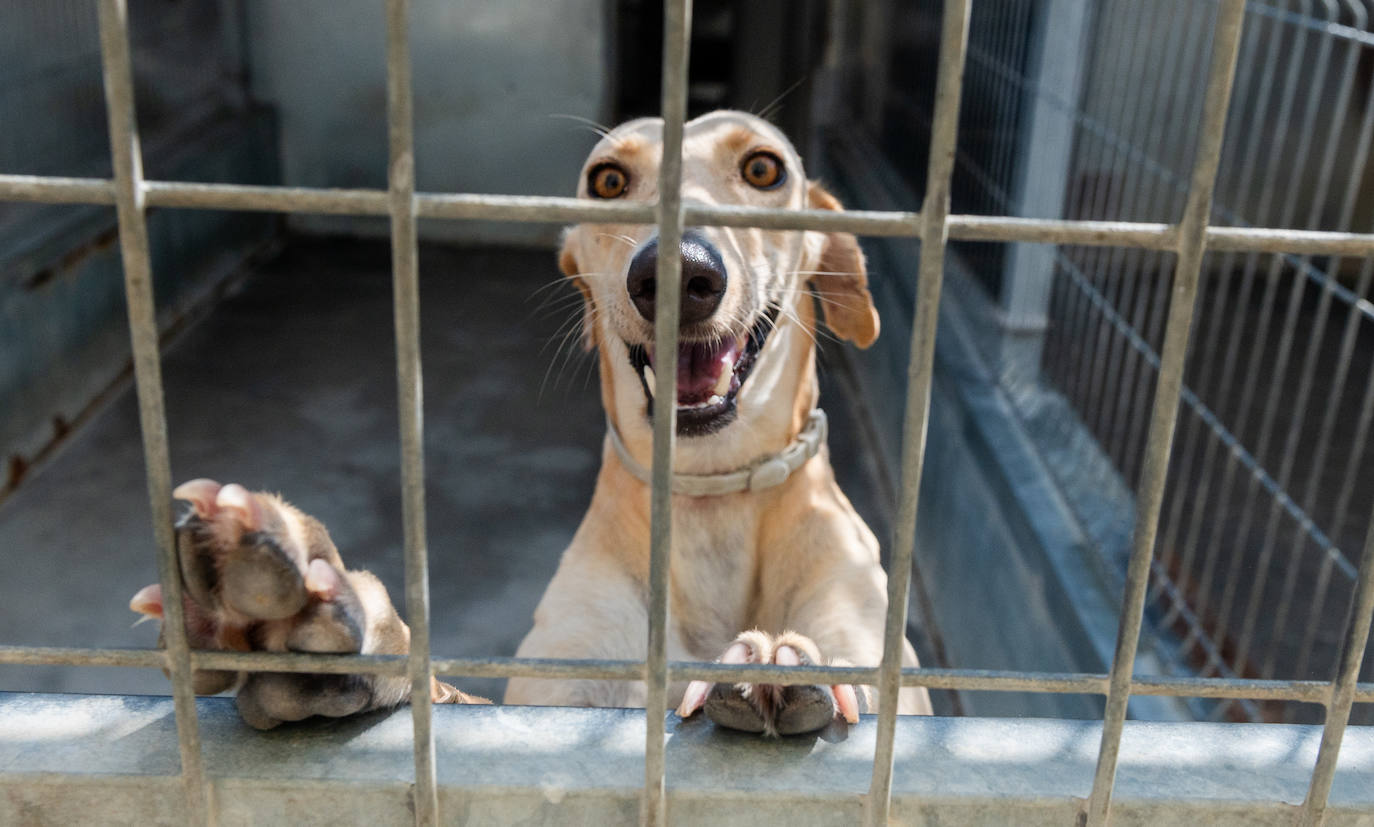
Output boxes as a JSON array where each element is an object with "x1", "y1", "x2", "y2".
[{"x1": 605, "y1": 407, "x2": 827, "y2": 496}]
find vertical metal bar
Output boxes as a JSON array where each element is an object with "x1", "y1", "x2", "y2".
[
  {"x1": 1083, "y1": 0, "x2": 1246, "y2": 823},
  {"x1": 1174, "y1": 1, "x2": 1321, "y2": 663},
  {"x1": 1154, "y1": 8, "x2": 1275, "y2": 618},
  {"x1": 643, "y1": 2, "x2": 691, "y2": 825},
  {"x1": 95, "y1": 1, "x2": 210, "y2": 823},
  {"x1": 383, "y1": 1, "x2": 437, "y2": 824},
  {"x1": 1299, "y1": 495, "x2": 1374, "y2": 826},
  {"x1": 1298, "y1": 289, "x2": 1374, "y2": 683},
  {"x1": 863, "y1": 1, "x2": 970, "y2": 824}
]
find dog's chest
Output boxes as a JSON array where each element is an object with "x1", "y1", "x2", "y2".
[{"x1": 668, "y1": 505, "x2": 759, "y2": 657}]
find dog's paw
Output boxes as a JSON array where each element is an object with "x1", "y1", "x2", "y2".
[
  {"x1": 129, "y1": 478, "x2": 489, "y2": 729},
  {"x1": 675, "y1": 630, "x2": 863, "y2": 736}
]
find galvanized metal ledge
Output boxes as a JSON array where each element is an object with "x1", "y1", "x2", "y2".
[{"x1": 0, "y1": 692, "x2": 1370, "y2": 826}]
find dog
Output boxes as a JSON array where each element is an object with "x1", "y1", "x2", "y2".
[{"x1": 130, "y1": 110, "x2": 932, "y2": 732}]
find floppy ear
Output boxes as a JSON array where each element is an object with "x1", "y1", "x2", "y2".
[
  {"x1": 806, "y1": 182, "x2": 879, "y2": 348},
  {"x1": 558, "y1": 234, "x2": 598, "y2": 352}
]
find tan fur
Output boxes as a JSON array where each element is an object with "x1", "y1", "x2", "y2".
[{"x1": 507, "y1": 111, "x2": 932, "y2": 717}]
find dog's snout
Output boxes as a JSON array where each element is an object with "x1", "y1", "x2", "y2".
[{"x1": 626, "y1": 231, "x2": 727, "y2": 325}]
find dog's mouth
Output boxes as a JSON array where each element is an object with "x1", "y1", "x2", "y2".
[{"x1": 627, "y1": 306, "x2": 779, "y2": 437}]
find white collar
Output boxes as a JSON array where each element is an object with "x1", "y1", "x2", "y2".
[{"x1": 605, "y1": 408, "x2": 828, "y2": 496}]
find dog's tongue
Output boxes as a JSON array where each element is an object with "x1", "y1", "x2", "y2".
[{"x1": 648, "y1": 338, "x2": 741, "y2": 405}]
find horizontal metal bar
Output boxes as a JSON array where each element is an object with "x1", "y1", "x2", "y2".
[
  {"x1": 949, "y1": 216, "x2": 1374, "y2": 256},
  {"x1": 6, "y1": 644, "x2": 1372, "y2": 703},
  {"x1": 147, "y1": 181, "x2": 390, "y2": 215},
  {"x1": 903, "y1": 668, "x2": 1104, "y2": 694},
  {"x1": 948, "y1": 216, "x2": 1174, "y2": 247},
  {"x1": 433, "y1": 656, "x2": 642, "y2": 682},
  {"x1": 1205, "y1": 225, "x2": 1374, "y2": 255},
  {"x1": 9, "y1": 174, "x2": 1374, "y2": 257},
  {"x1": 0, "y1": 174, "x2": 115, "y2": 204},
  {"x1": 416, "y1": 192, "x2": 654, "y2": 224},
  {"x1": 683, "y1": 203, "x2": 922, "y2": 235},
  {"x1": 1130, "y1": 675, "x2": 1332, "y2": 704},
  {"x1": 0, "y1": 646, "x2": 167, "y2": 669},
  {"x1": 194, "y1": 651, "x2": 407, "y2": 676}
]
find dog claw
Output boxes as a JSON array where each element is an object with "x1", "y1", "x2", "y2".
[
  {"x1": 678, "y1": 680, "x2": 712, "y2": 717},
  {"x1": 216, "y1": 483, "x2": 263, "y2": 532},
  {"x1": 679, "y1": 640, "x2": 751, "y2": 718},
  {"x1": 832, "y1": 683, "x2": 860, "y2": 724},
  {"x1": 129, "y1": 583, "x2": 164, "y2": 619},
  {"x1": 173, "y1": 478, "x2": 222, "y2": 519},
  {"x1": 305, "y1": 558, "x2": 342, "y2": 601}
]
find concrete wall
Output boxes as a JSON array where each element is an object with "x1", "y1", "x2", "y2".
[
  {"x1": 0, "y1": 0, "x2": 279, "y2": 482},
  {"x1": 0, "y1": 114, "x2": 281, "y2": 478},
  {"x1": 244, "y1": 0, "x2": 612, "y2": 246}
]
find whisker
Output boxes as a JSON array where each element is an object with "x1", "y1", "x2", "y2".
[
  {"x1": 755, "y1": 76, "x2": 809, "y2": 123},
  {"x1": 595, "y1": 232, "x2": 641, "y2": 250},
  {"x1": 549, "y1": 113, "x2": 614, "y2": 141}
]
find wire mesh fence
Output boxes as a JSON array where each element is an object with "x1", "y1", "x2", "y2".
[
  {"x1": 948, "y1": 0, "x2": 1374, "y2": 726},
  {"x1": 0, "y1": 0, "x2": 1372, "y2": 825}
]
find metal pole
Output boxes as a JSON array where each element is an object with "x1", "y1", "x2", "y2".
[
  {"x1": 95, "y1": 0, "x2": 209, "y2": 822},
  {"x1": 1084, "y1": 0, "x2": 1247, "y2": 822},
  {"x1": 1299, "y1": 496, "x2": 1374, "y2": 826},
  {"x1": 382, "y1": 0, "x2": 438, "y2": 823},
  {"x1": 864, "y1": 1, "x2": 971, "y2": 824},
  {"x1": 643, "y1": 1, "x2": 692, "y2": 824}
]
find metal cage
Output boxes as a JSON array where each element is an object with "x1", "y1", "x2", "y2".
[{"x1": 0, "y1": 0, "x2": 1372, "y2": 825}]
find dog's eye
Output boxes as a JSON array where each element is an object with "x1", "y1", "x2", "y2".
[
  {"x1": 588, "y1": 163, "x2": 629, "y2": 199},
  {"x1": 741, "y1": 151, "x2": 785, "y2": 190}
]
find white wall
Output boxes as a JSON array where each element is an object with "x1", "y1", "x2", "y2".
[{"x1": 245, "y1": 0, "x2": 611, "y2": 245}]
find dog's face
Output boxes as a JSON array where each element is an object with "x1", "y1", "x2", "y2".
[{"x1": 559, "y1": 111, "x2": 878, "y2": 455}]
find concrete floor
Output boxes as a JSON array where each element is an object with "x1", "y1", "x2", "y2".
[{"x1": 0, "y1": 237, "x2": 905, "y2": 703}]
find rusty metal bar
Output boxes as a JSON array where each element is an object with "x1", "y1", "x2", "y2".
[
  {"x1": 1084, "y1": 0, "x2": 1248, "y2": 823},
  {"x1": 381, "y1": 0, "x2": 439, "y2": 824},
  {"x1": 8, "y1": 171, "x2": 1374, "y2": 258},
  {"x1": 7, "y1": 643, "x2": 1374, "y2": 704},
  {"x1": 864, "y1": 1, "x2": 971, "y2": 825},
  {"x1": 1299, "y1": 496, "x2": 1374, "y2": 826},
  {"x1": 642, "y1": 1, "x2": 692, "y2": 825},
  {"x1": 94, "y1": 0, "x2": 209, "y2": 823}
]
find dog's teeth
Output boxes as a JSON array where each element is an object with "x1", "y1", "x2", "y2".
[
  {"x1": 712, "y1": 365, "x2": 733, "y2": 397},
  {"x1": 644, "y1": 365, "x2": 656, "y2": 397},
  {"x1": 708, "y1": 394, "x2": 724, "y2": 405}
]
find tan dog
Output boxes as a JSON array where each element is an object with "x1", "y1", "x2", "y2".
[
  {"x1": 505, "y1": 110, "x2": 931, "y2": 731},
  {"x1": 130, "y1": 110, "x2": 930, "y2": 733}
]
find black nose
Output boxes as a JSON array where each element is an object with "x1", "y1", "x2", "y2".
[{"x1": 625, "y1": 230, "x2": 727, "y2": 325}]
